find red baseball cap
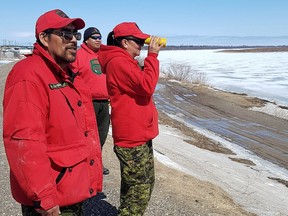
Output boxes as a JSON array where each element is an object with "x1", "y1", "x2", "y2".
[
  {"x1": 35, "y1": 9, "x2": 85, "y2": 38},
  {"x1": 113, "y1": 22, "x2": 150, "y2": 39}
]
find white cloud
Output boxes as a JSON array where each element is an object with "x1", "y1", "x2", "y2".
[{"x1": 14, "y1": 32, "x2": 34, "y2": 38}]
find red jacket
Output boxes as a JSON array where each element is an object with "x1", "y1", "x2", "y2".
[
  {"x1": 72, "y1": 43, "x2": 108, "y2": 100},
  {"x1": 98, "y1": 45, "x2": 159, "y2": 147},
  {"x1": 3, "y1": 42, "x2": 103, "y2": 210}
]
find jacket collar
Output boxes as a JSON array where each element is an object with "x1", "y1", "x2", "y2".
[
  {"x1": 33, "y1": 42, "x2": 75, "y2": 80},
  {"x1": 80, "y1": 42, "x2": 99, "y2": 56}
]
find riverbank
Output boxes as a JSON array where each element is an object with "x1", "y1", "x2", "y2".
[
  {"x1": 153, "y1": 77, "x2": 288, "y2": 215},
  {"x1": 1, "y1": 61, "x2": 287, "y2": 215}
]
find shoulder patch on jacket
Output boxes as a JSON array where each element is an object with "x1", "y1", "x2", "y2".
[{"x1": 90, "y1": 59, "x2": 102, "y2": 75}]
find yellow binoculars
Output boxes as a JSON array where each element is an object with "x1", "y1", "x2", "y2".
[{"x1": 144, "y1": 37, "x2": 167, "y2": 47}]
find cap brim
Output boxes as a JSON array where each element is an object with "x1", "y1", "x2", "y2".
[
  {"x1": 133, "y1": 33, "x2": 150, "y2": 40},
  {"x1": 71, "y1": 18, "x2": 85, "y2": 30}
]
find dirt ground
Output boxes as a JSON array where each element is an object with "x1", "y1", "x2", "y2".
[{"x1": 101, "y1": 135, "x2": 257, "y2": 216}]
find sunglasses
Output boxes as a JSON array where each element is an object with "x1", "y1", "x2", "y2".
[
  {"x1": 125, "y1": 37, "x2": 145, "y2": 46},
  {"x1": 90, "y1": 35, "x2": 102, "y2": 40},
  {"x1": 46, "y1": 29, "x2": 82, "y2": 41}
]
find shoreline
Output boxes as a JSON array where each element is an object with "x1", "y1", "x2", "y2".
[
  {"x1": 156, "y1": 77, "x2": 288, "y2": 170},
  {"x1": 153, "y1": 78, "x2": 288, "y2": 214},
  {"x1": 153, "y1": 122, "x2": 288, "y2": 215}
]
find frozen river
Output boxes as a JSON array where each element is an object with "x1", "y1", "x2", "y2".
[{"x1": 147, "y1": 49, "x2": 288, "y2": 106}]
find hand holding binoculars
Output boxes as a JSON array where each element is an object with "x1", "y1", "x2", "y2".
[{"x1": 144, "y1": 37, "x2": 167, "y2": 47}]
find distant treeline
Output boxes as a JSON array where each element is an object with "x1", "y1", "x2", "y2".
[{"x1": 143, "y1": 45, "x2": 288, "y2": 51}]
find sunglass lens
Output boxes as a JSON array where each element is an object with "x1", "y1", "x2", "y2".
[
  {"x1": 134, "y1": 39, "x2": 144, "y2": 46},
  {"x1": 62, "y1": 32, "x2": 81, "y2": 41},
  {"x1": 61, "y1": 32, "x2": 72, "y2": 40},
  {"x1": 75, "y1": 32, "x2": 81, "y2": 41},
  {"x1": 90, "y1": 36, "x2": 102, "y2": 40}
]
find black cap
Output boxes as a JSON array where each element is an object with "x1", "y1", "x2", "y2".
[{"x1": 83, "y1": 27, "x2": 101, "y2": 42}]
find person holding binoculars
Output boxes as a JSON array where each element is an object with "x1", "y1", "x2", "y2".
[{"x1": 98, "y1": 22, "x2": 165, "y2": 216}]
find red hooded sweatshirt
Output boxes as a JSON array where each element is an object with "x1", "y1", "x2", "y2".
[
  {"x1": 98, "y1": 45, "x2": 159, "y2": 148},
  {"x1": 72, "y1": 43, "x2": 108, "y2": 100},
  {"x1": 3, "y1": 42, "x2": 103, "y2": 210}
]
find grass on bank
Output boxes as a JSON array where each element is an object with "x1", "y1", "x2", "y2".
[
  {"x1": 162, "y1": 63, "x2": 208, "y2": 85},
  {"x1": 137, "y1": 56, "x2": 208, "y2": 85}
]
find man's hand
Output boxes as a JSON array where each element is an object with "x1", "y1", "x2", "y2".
[{"x1": 36, "y1": 205, "x2": 60, "y2": 216}]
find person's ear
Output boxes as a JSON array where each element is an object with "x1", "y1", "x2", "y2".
[
  {"x1": 121, "y1": 39, "x2": 128, "y2": 49},
  {"x1": 38, "y1": 32, "x2": 49, "y2": 47}
]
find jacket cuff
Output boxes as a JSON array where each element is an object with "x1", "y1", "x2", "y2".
[
  {"x1": 34, "y1": 193, "x2": 58, "y2": 210},
  {"x1": 148, "y1": 53, "x2": 158, "y2": 58}
]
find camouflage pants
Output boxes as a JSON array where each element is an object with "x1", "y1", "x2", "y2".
[
  {"x1": 114, "y1": 140, "x2": 155, "y2": 216},
  {"x1": 21, "y1": 202, "x2": 82, "y2": 216}
]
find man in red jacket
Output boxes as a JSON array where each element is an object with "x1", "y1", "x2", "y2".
[
  {"x1": 2, "y1": 9, "x2": 103, "y2": 216},
  {"x1": 72, "y1": 27, "x2": 110, "y2": 176}
]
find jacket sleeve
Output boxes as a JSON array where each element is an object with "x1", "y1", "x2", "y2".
[
  {"x1": 3, "y1": 80, "x2": 58, "y2": 210},
  {"x1": 108, "y1": 53, "x2": 159, "y2": 96}
]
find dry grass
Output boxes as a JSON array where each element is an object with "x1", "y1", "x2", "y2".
[{"x1": 161, "y1": 63, "x2": 208, "y2": 85}]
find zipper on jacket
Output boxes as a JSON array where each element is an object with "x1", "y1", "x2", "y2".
[{"x1": 56, "y1": 168, "x2": 67, "y2": 184}]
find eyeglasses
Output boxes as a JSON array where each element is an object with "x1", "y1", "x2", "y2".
[
  {"x1": 46, "y1": 29, "x2": 82, "y2": 41},
  {"x1": 90, "y1": 35, "x2": 102, "y2": 40},
  {"x1": 125, "y1": 37, "x2": 145, "y2": 46}
]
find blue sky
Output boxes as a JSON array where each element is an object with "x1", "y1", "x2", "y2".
[{"x1": 1, "y1": 0, "x2": 288, "y2": 46}]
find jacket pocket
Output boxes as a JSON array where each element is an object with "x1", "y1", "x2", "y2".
[
  {"x1": 47, "y1": 142, "x2": 89, "y2": 167},
  {"x1": 48, "y1": 147, "x2": 92, "y2": 206}
]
